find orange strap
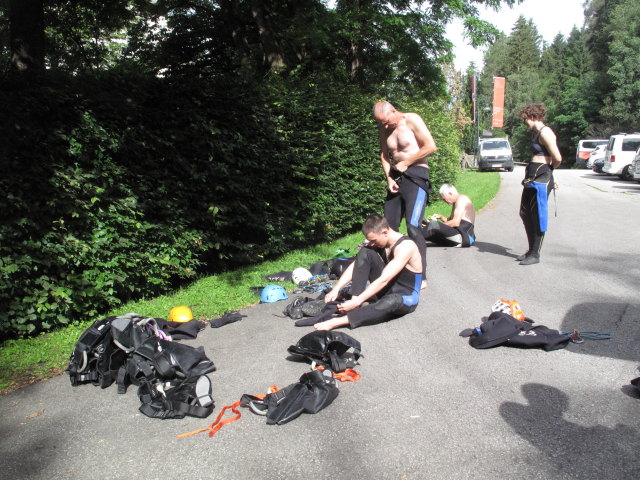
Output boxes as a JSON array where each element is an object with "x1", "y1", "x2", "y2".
[
  {"x1": 334, "y1": 368, "x2": 361, "y2": 382},
  {"x1": 314, "y1": 366, "x2": 361, "y2": 382},
  {"x1": 177, "y1": 401, "x2": 242, "y2": 438},
  {"x1": 177, "y1": 385, "x2": 280, "y2": 439}
]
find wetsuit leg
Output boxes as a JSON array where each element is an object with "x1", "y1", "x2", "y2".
[
  {"x1": 296, "y1": 248, "x2": 387, "y2": 327},
  {"x1": 349, "y1": 247, "x2": 385, "y2": 296},
  {"x1": 384, "y1": 188, "x2": 404, "y2": 231},
  {"x1": 520, "y1": 188, "x2": 536, "y2": 254},
  {"x1": 422, "y1": 221, "x2": 464, "y2": 247},
  {"x1": 347, "y1": 293, "x2": 415, "y2": 329},
  {"x1": 521, "y1": 165, "x2": 553, "y2": 258},
  {"x1": 397, "y1": 175, "x2": 428, "y2": 277}
]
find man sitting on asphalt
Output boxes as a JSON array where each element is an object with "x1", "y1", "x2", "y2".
[
  {"x1": 298, "y1": 213, "x2": 422, "y2": 331},
  {"x1": 421, "y1": 183, "x2": 476, "y2": 247}
]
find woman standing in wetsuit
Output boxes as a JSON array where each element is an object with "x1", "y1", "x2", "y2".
[{"x1": 517, "y1": 104, "x2": 562, "y2": 265}]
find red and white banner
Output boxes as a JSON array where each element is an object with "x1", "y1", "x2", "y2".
[{"x1": 492, "y1": 76, "x2": 505, "y2": 128}]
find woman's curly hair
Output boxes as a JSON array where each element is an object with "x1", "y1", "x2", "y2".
[{"x1": 518, "y1": 103, "x2": 547, "y2": 121}]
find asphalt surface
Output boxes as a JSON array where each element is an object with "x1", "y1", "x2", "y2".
[{"x1": 1, "y1": 167, "x2": 639, "y2": 480}]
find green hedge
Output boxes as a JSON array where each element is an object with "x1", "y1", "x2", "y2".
[{"x1": 0, "y1": 72, "x2": 461, "y2": 338}]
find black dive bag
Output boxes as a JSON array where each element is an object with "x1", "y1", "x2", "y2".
[
  {"x1": 241, "y1": 369, "x2": 339, "y2": 425},
  {"x1": 287, "y1": 331, "x2": 362, "y2": 372}
]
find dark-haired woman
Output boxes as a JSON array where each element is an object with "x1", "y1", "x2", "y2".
[{"x1": 517, "y1": 104, "x2": 562, "y2": 265}]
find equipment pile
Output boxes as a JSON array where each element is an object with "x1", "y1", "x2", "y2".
[
  {"x1": 179, "y1": 330, "x2": 362, "y2": 437},
  {"x1": 67, "y1": 313, "x2": 216, "y2": 419}
]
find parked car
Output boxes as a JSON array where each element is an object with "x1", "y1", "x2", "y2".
[
  {"x1": 477, "y1": 138, "x2": 514, "y2": 172},
  {"x1": 586, "y1": 144, "x2": 606, "y2": 169},
  {"x1": 632, "y1": 147, "x2": 640, "y2": 182},
  {"x1": 592, "y1": 156, "x2": 605, "y2": 174},
  {"x1": 576, "y1": 139, "x2": 608, "y2": 167},
  {"x1": 603, "y1": 133, "x2": 640, "y2": 180}
]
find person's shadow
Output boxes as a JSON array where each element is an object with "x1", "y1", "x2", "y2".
[
  {"x1": 500, "y1": 383, "x2": 640, "y2": 478},
  {"x1": 473, "y1": 240, "x2": 520, "y2": 259}
]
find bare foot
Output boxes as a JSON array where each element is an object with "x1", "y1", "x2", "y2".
[{"x1": 314, "y1": 317, "x2": 349, "y2": 331}]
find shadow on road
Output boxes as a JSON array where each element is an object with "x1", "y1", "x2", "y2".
[
  {"x1": 500, "y1": 383, "x2": 640, "y2": 479},
  {"x1": 560, "y1": 302, "x2": 640, "y2": 362},
  {"x1": 580, "y1": 173, "x2": 620, "y2": 180},
  {"x1": 473, "y1": 241, "x2": 520, "y2": 259},
  {"x1": 621, "y1": 382, "x2": 640, "y2": 400},
  {"x1": 0, "y1": 417, "x2": 58, "y2": 480},
  {"x1": 611, "y1": 184, "x2": 640, "y2": 192}
]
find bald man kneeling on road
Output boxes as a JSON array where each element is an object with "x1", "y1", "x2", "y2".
[{"x1": 421, "y1": 184, "x2": 476, "y2": 248}]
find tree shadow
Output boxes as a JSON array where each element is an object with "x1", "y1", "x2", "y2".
[
  {"x1": 0, "y1": 415, "x2": 58, "y2": 480},
  {"x1": 473, "y1": 241, "x2": 520, "y2": 259},
  {"x1": 500, "y1": 383, "x2": 640, "y2": 478}
]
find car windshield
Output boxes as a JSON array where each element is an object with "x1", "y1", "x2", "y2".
[{"x1": 482, "y1": 141, "x2": 509, "y2": 150}]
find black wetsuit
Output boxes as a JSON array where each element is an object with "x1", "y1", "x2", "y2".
[
  {"x1": 384, "y1": 164, "x2": 429, "y2": 278},
  {"x1": 346, "y1": 237, "x2": 422, "y2": 328},
  {"x1": 520, "y1": 127, "x2": 554, "y2": 257},
  {"x1": 421, "y1": 219, "x2": 475, "y2": 247}
]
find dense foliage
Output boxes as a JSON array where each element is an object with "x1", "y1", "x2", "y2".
[{"x1": 0, "y1": 70, "x2": 462, "y2": 337}]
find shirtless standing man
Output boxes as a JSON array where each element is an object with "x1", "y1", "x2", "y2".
[
  {"x1": 373, "y1": 101, "x2": 437, "y2": 288},
  {"x1": 421, "y1": 184, "x2": 476, "y2": 247}
]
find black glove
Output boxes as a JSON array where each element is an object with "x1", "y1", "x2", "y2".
[{"x1": 210, "y1": 311, "x2": 246, "y2": 328}]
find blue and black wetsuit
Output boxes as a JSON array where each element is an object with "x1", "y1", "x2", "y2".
[
  {"x1": 520, "y1": 127, "x2": 554, "y2": 257},
  {"x1": 347, "y1": 237, "x2": 421, "y2": 328},
  {"x1": 384, "y1": 164, "x2": 429, "y2": 278}
]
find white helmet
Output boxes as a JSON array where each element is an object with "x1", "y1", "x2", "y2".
[
  {"x1": 491, "y1": 299, "x2": 512, "y2": 314},
  {"x1": 291, "y1": 267, "x2": 313, "y2": 286},
  {"x1": 491, "y1": 299, "x2": 525, "y2": 321}
]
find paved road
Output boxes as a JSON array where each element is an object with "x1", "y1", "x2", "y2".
[{"x1": 1, "y1": 168, "x2": 639, "y2": 480}]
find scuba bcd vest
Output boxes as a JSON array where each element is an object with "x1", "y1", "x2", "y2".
[
  {"x1": 67, "y1": 315, "x2": 128, "y2": 388},
  {"x1": 67, "y1": 313, "x2": 216, "y2": 419}
]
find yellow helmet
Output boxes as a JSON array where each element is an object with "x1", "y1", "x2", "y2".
[{"x1": 169, "y1": 305, "x2": 193, "y2": 323}]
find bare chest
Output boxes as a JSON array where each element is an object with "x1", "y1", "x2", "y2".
[{"x1": 386, "y1": 122, "x2": 419, "y2": 154}]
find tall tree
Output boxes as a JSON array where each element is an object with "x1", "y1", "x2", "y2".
[
  {"x1": 504, "y1": 16, "x2": 540, "y2": 74},
  {"x1": 599, "y1": 0, "x2": 640, "y2": 132},
  {"x1": 539, "y1": 33, "x2": 566, "y2": 106}
]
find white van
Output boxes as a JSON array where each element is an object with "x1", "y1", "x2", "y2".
[
  {"x1": 602, "y1": 133, "x2": 640, "y2": 180},
  {"x1": 477, "y1": 138, "x2": 513, "y2": 172},
  {"x1": 576, "y1": 139, "x2": 608, "y2": 167},
  {"x1": 632, "y1": 147, "x2": 640, "y2": 182}
]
